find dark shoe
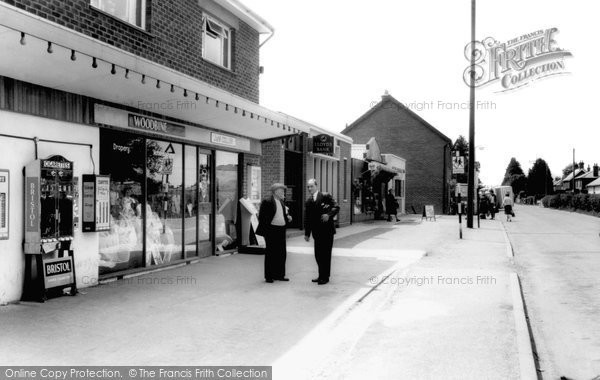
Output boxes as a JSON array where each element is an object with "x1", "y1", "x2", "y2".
[
  {"x1": 317, "y1": 279, "x2": 329, "y2": 285},
  {"x1": 265, "y1": 279, "x2": 274, "y2": 283},
  {"x1": 276, "y1": 278, "x2": 290, "y2": 281},
  {"x1": 311, "y1": 278, "x2": 320, "y2": 283}
]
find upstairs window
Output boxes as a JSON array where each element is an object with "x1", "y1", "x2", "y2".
[
  {"x1": 91, "y1": 0, "x2": 147, "y2": 29},
  {"x1": 202, "y1": 16, "x2": 231, "y2": 70}
]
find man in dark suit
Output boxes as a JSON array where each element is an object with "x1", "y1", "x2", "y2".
[
  {"x1": 304, "y1": 179, "x2": 340, "y2": 285},
  {"x1": 256, "y1": 183, "x2": 292, "y2": 283}
]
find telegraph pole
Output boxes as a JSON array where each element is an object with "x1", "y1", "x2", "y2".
[{"x1": 467, "y1": 0, "x2": 476, "y2": 228}]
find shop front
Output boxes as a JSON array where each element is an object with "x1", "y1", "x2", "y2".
[
  {"x1": 351, "y1": 138, "x2": 406, "y2": 222},
  {"x1": 95, "y1": 105, "x2": 260, "y2": 275}
]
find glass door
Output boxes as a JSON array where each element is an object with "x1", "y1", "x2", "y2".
[
  {"x1": 197, "y1": 151, "x2": 212, "y2": 258},
  {"x1": 146, "y1": 139, "x2": 184, "y2": 266},
  {"x1": 184, "y1": 146, "x2": 198, "y2": 258},
  {"x1": 215, "y1": 151, "x2": 239, "y2": 253}
]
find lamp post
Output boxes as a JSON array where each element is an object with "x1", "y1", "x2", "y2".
[{"x1": 467, "y1": 0, "x2": 476, "y2": 228}]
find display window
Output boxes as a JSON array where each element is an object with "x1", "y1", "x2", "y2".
[
  {"x1": 99, "y1": 129, "x2": 240, "y2": 275},
  {"x1": 99, "y1": 130, "x2": 145, "y2": 274}
]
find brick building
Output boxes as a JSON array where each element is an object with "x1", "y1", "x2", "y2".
[
  {"x1": 0, "y1": 0, "x2": 336, "y2": 303},
  {"x1": 342, "y1": 93, "x2": 452, "y2": 215}
]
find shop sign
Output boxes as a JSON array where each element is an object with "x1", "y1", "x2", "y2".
[
  {"x1": 43, "y1": 256, "x2": 75, "y2": 289},
  {"x1": 128, "y1": 115, "x2": 186, "y2": 137},
  {"x1": 313, "y1": 134, "x2": 334, "y2": 155},
  {"x1": 41, "y1": 156, "x2": 72, "y2": 170},
  {"x1": 25, "y1": 177, "x2": 38, "y2": 232},
  {"x1": 211, "y1": 133, "x2": 237, "y2": 147}
]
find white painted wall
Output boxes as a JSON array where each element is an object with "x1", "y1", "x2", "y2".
[{"x1": 0, "y1": 110, "x2": 99, "y2": 304}]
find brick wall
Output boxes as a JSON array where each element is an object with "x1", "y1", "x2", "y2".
[
  {"x1": 260, "y1": 139, "x2": 284, "y2": 198},
  {"x1": 343, "y1": 98, "x2": 451, "y2": 214},
  {"x1": 337, "y1": 140, "x2": 351, "y2": 226},
  {"x1": 3, "y1": 0, "x2": 260, "y2": 102}
]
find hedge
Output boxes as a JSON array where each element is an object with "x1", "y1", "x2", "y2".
[{"x1": 541, "y1": 193, "x2": 600, "y2": 214}]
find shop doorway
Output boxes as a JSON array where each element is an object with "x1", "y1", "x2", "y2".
[
  {"x1": 215, "y1": 151, "x2": 239, "y2": 253},
  {"x1": 284, "y1": 150, "x2": 303, "y2": 228}
]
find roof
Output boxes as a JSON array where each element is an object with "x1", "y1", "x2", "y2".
[
  {"x1": 341, "y1": 93, "x2": 452, "y2": 144},
  {"x1": 214, "y1": 0, "x2": 275, "y2": 35},
  {"x1": 587, "y1": 177, "x2": 600, "y2": 188},
  {"x1": 576, "y1": 170, "x2": 598, "y2": 180},
  {"x1": 562, "y1": 168, "x2": 586, "y2": 182},
  {"x1": 278, "y1": 112, "x2": 353, "y2": 143}
]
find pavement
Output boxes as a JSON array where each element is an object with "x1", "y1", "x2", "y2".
[
  {"x1": 506, "y1": 204, "x2": 600, "y2": 380},
  {"x1": 0, "y1": 214, "x2": 531, "y2": 379}
]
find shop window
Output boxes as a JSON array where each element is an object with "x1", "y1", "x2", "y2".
[
  {"x1": 146, "y1": 140, "x2": 184, "y2": 266},
  {"x1": 197, "y1": 152, "x2": 213, "y2": 257},
  {"x1": 99, "y1": 130, "x2": 145, "y2": 275},
  {"x1": 202, "y1": 16, "x2": 232, "y2": 69},
  {"x1": 215, "y1": 151, "x2": 238, "y2": 252},
  {"x1": 91, "y1": 0, "x2": 147, "y2": 29},
  {"x1": 184, "y1": 146, "x2": 198, "y2": 258}
]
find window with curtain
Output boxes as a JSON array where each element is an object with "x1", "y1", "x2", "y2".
[{"x1": 91, "y1": 0, "x2": 146, "y2": 29}]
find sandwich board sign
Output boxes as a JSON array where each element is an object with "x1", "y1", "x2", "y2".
[{"x1": 422, "y1": 205, "x2": 436, "y2": 221}]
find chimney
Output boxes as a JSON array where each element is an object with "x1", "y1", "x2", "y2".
[
  {"x1": 578, "y1": 161, "x2": 584, "y2": 170},
  {"x1": 594, "y1": 163, "x2": 599, "y2": 177}
]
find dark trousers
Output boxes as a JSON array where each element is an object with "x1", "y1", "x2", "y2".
[
  {"x1": 314, "y1": 234, "x2": 334, "y2": 280},
  {"x1": 264, "y1": 226, "x2": 287, "y2": 280}
]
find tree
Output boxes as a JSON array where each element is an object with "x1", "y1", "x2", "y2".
[
  {"x1": 527, "y1": 158, "x2": 553, "y2": 198},
  {"x1": 502, "y1": 158, "x2": 525, "y2": 185},
  {"x1": 563, "y1": 162, "x2": 585, "y2": 177},
  {"x1": 501, "y1": 158, "x2": 527, "y2": 195}
]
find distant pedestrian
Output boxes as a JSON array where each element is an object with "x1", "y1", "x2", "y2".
[
  {"x1": 304, "y1": 179, "x2": 340, "y2": 285},
  {"x1": 502, "y1": 192, "x2": 514, "y2": 222},
  {"x1": 385, "y1": 189, "x2": 399, "y2": 222},
  {"x1": 479, "y1": 194, "x2": 489, "y2": 219},
  {"x1": 256, "y1": 183, "x2": 292, "y2": 283},
  {"x1": 488, "y1": 190, "x2": 497, "y2": 220}
]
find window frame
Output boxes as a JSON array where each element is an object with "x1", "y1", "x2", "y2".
[
  {"x1": 90, "y1": 0, "x2": 147, "y2": 30},
  {"x1": 202, "y1": 14, "x2": 233, "y2": 70}
]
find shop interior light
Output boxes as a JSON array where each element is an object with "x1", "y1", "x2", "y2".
[
  {"x1": 206, "y1": 96, "x2": 209, "y2": 104},
  {"x1": 111, "y1": 64, "x2": 116, "y2": 75},
  {"x1": 195, "y1": 93, "x2": 200, "y2": 101},
  {"x1": 92, "y1": 57, "x2": 98, "y2": 68},
  {"x1": 141, "y1": 74, "x2": 146, "y2": 84},
  {"x1": 70, "y1": 50, "x2": 76, "y2": 61},
  {"x1": 225, "y1": 104, "x2": 229, "y2": 111},
  {"x1": 20, "y1": 32, "x2": 26, "y2": 45},
  {"x1": 125, "y1": 69, "x2": 129, "y2": 78},
  {"x1": 234, "y1": 107, "x2": 238, "y2": 113},
  {"x1": 271, "y1": 120, "x2": 274, "y2": 126},
  {"x1": 242, "y1": 110, "x2": 246, "y2": 117},
  {"x1": 215, "y1": 100, "x2": 218, "y2": 107},
  {"x1": 156, "y1": 79, "x2": 161, "y2": 89},
  {"x1": 184, "y1": 89, "x2": 188, "y2": 97},
  {"x1": 47, "y1": 41, "x2": 53, "y2": 53},
  {"x1": 170, "y1": 84, "x2": 175, "y2": 93}
]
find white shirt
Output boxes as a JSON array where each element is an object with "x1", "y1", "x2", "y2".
[
  {"x1": 312, "y1": 191, "x2": 319, "y2": 202},
  {"x1": 271, "y1": 197, "x2": 286, "y2": 226}
]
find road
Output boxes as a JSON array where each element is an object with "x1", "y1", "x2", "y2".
[{"x1": 506, "y1": 205, "x2": 600, "y2": 380}]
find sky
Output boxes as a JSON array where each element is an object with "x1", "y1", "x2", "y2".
[{"x1": 243, "y1": 0, "x2": 599, "y2": 186}]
